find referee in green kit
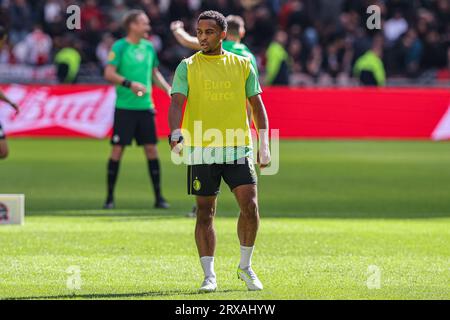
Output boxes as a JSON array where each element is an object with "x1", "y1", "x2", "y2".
[{"x1": 103, "y1": 10, "x2": 171, "y2": 209}]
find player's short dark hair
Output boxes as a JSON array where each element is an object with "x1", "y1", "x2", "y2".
[
  {"x1": 0, "y1": 26, "x2": 6, "y2": 40},
  {"x1": 226, "y1": 15, "x2": 244, "y2": 36},
  {"x1": 198, "y1": 10, "x2": 227, "y2": 32},
  {"x1": 123, "y1": 9, "x2": 146, "y2": 31}
]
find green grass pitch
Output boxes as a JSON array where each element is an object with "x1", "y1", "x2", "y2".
[{"x1": 0, "y1": 139, "x2": 449, "y2": 300}]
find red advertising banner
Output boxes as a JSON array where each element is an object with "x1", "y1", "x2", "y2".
[
  {"x1": 0, "y1": 85, "x2": 115, "y2": 138},
  {"x1": 0, "y1": 85, "x2": 449, "y2": 140}
]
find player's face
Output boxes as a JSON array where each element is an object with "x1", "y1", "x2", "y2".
[
  {"x1": 131, "y1": 14, "x2": 151, "y2": 38},
  {"x1": 196, "y1": 19, "x2": 226, "y2": 54}
]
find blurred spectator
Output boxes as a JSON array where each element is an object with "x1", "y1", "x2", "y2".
[
  {"x1": 434, "y1": 0, "x2": 450, "y2": 34},
  {"x1": 13, "y1": 25, "x2": 52, "y2": 65},
  {"x1": 265, "y1": 30, "x2": 290, "y2": 85},
  {"x1": 81, "y1": 0, "x2": 104, "y2": 32},
  {"x1": 306, "y1": 45, "x2": 323, "y2": 81},
  {"x1": 279, "y1": 0, "x2": 309, "y2": 30},
  {"x1": 8, "y1": 0, "x2": 32, "y2": 45},
  {"x1": 43, "y1": 0, "x2": 65, "y2": 36},
  {"x1": 201, "y1": 0, "x2": 238, "y2": 17},
  {"x1": 54, "y1": 36, "x2": 81, "y2": 83},
  {"x1": 421, "y1": 28, "x2": 448, "y2": 70},
  {"x1": 245, "y1": 6, "x2": 276, "y2": 50},
  {"x1": 388, "y1": 29, "x2": 423, "y2": 77},
  {"x1": 288, "y1": 38, "x2": 303, "y2": 74},
  {"x1": 78, "y1": 0, "x2": 105, "y2": 63},
  {"x1": 169, "y1": 0, "x2": 193, "y2": 21},
  {"x1": 104, "y1": 0, "x2": 129, "y2": 38},
  {"x1": 96, "y1": 33, "x2": 115, "y2": 69},
  {"x1": 353, "y1": 35, "x2": 386, "y2": 86},
  {"x1": 109, "y1": 0, "x2": 129, "y2": 25},
  {"x1": 384, "y1": 11, "x2": 408, "y2": 46},
  {"x1": 0, "y1": 28, "x2": 14, "y2": 63}
]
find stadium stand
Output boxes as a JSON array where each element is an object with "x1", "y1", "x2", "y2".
[{"x1": 0, "y1": 0, "x2": 448, "y2": 86}]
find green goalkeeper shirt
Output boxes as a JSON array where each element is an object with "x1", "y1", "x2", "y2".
[{"x1": 108, "y1": 38, "x2": 159, "y2": 110}]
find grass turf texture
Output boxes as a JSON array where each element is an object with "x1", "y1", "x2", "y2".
[{"x1": 0, "y1": 139, "x2": 449, "y2": 300}]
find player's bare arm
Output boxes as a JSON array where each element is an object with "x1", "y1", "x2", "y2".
[
  {"x1": 248, "y1": 94, "x2": 270, "y2": 168},
  {"x1": 168, "y1": 92, "x2": 186, "y2": 151},
  {"x1": 170, "y1": 20, "x2": 201, "y2": 51},
  {"x1": 152, "y1": 68, "x2": 171, "y2": 96},
  {"x1": 0, "y1": 90, "x2": 19, "y2": 114},
  {"x1": 104, "y1": 64, "x2": 146, "y2": 96}
]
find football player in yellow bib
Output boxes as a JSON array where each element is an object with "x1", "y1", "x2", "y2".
[{"x1": 168, "y1": 11, "x2": 271, "y2": 293}]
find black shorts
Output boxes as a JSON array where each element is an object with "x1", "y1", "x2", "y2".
[
  {"x1": 0, "y1": 122, "x2": 5, "y2": 140},
  {"x1": 187, "y1": 157, "x2": 257, "y2": 196},
  {"x1": 111, "y1": 108, "x2": 157, "y2": 146}
]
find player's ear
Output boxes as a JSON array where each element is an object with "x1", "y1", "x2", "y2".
[
  {"x1": 220, "y1": 31, "x2": 226, "y2": 40},
  {"x1": 239, "y1": 28, "x2": 245, "y2": 39}
]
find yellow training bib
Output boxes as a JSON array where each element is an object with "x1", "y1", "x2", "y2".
[{"x1": 182, "y1": 51, "x2": 252, "y2": 148}]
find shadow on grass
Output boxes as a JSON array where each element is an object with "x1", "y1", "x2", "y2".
[
  {"x1": 26, "y1": 209, "x2": 450, "y2": 220},
  {"x1": 27, "y1": 209, "x2": 184, "y2": 219},
  {"x1": 22, "y1": 195, "x2": 450, "y2": 219},
  {"x1": 3, "y1": 289, "x2": 240, "y2": 300}
]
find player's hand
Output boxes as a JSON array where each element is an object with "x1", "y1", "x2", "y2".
[
  {"x1": 169, "y1": 131, "x2": 184, "y2": 155},
  {"x1": 258, "y1": 145, "x2": 271, "y2": 169},
  {"x1": 131, "y1": 82, "x2": 147, "y2": 97},
  {"x1": 170, "y1": 141, "x2": 180, "y2": 151},
  {"x1": 170, "y1": 141, "x2": 183, "y2": 156},
  {"x1": 258, "y1": 130, "x2": 271, "y2": 168},
  {"x1": 170, "y1": 21, "x2": 184, "y2": 32}
]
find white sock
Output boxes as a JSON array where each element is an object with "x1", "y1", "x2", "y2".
[
  {"x1": 239, "y1": 245, "x2": 254, "y2": 269},
  {"x1": 200, "y1": 256, "x2": 216, "y2": 280}
]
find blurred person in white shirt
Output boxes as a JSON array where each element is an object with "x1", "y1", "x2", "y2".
[
  {"x1": 96, "y1": 33, "x2": 115, "y2": 69},
  {"x1": 384, "y1": 11, "x2": 408, "y2": 46},
  {"x1": 16, "y1": 25, "x2": 53, "y2": 65}
]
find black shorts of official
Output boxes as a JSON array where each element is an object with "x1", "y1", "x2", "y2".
[
  {"x1": 187, "y1": 157, "x2": 257, "y2": 196},
  {"x1": 111, "y1": 108, "x2": 158, "y2": 146},
  {"x1": 0, "y1": 122, "x2": 5, "y2": 140}
]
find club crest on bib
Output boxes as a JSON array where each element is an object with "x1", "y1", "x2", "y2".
[
  {"x1": 135, "y1": 50, "x2": 145, "y2": 62},
  {"x1": 193, "y1": 178, "x2": 202, "y2": 191}
]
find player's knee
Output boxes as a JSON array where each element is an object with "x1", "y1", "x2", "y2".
[
  {"x1": 145, "y1": 145, "x2": 158, "y2": 159},
  {"x1": 111, "y1": 147, "x2": 124, "y2": 161},
  {"x1": 196, "y1": 205, "x2": 215, "y2": 224},
  {"x1": 110, "y1": 153, "x2": 123, "y2": 161},
  {"x1": 241, "y1": 200, "x2": 258, "y2": 218}
]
